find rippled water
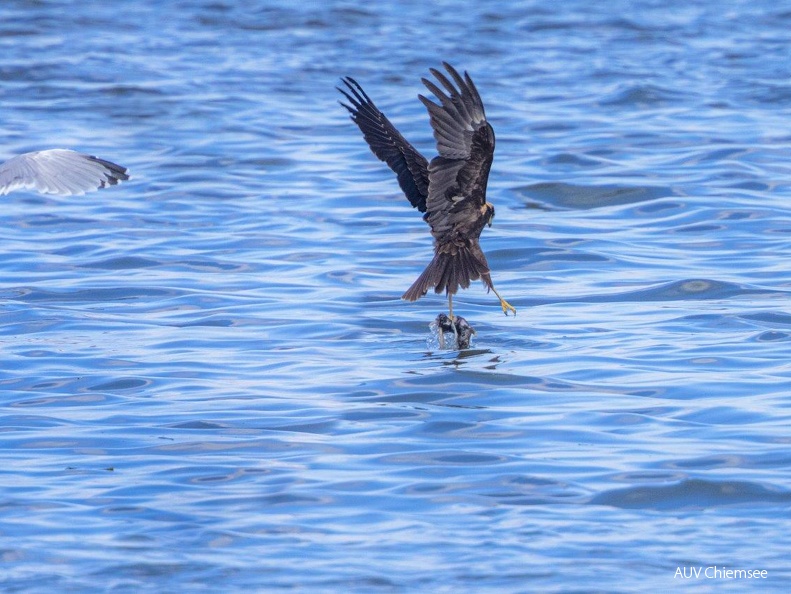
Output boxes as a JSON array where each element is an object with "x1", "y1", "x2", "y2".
[{"x1": 2, "y1": 1, "x2": 791, "y2": 591}]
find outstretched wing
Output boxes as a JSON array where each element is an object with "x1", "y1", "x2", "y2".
[
  {"x1": 419, "y1": 63, "x2": 495, "y2": 242},
  {"x1": 0, "y1": 149, "x2": 129, "y2": 196},
  {"x1": 338, "y1": 77, "x2": 429, "y2": 213}
]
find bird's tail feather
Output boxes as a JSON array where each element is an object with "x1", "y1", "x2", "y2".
[{"x1": 402, "y1": 246, "x2": 490, "y2": 301}]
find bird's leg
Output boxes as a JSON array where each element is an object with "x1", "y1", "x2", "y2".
[
  {"x1": 491, "y1": 285, "x2": 516, "y2": 316},
  {"x1": 447, "y1": 293, "x2": 459, "y2": 347}
]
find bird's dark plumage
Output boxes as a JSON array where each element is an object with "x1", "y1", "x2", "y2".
[
  {"x1": 339, "y1": 62, "x2": 515, "y2": 318},
  {"x1": 338, "y1": 77, "x2": 429, "y2": 212}
]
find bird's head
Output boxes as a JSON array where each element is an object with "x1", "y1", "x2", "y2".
[{"x1": 485, "y1": 203, "x2": 495, "y2": 227}]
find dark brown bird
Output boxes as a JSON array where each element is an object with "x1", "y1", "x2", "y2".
[{"x1": 338, "y1": 62, "x2": 515, "y2": 322}]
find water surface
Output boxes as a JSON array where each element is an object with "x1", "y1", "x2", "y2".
[{"x1": 1, "y1": 1, "x2": 790, "y2": 592}]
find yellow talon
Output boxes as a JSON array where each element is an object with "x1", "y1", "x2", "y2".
[
  {"x1": 491, "y1": 286, "x2": 516, "y2": 316},
  {"x1": 500, "y1": 298, "x2": 516, "y2": 316}
]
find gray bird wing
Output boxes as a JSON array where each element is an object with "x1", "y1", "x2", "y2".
[{"x1": 0, "y1": 149, "x2": 129, "y2": 196}]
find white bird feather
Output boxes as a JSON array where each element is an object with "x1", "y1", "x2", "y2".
[{"x1": 0, "y1": 149, "x2": 129, "y2": 196}]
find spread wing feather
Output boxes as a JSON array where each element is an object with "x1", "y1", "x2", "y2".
[
  {"x1": 338, "y1": 77, "x2": 429, "y2": 212},
  {"x1": 0, "y1": 149, "x2": 129, "y2": 196},
  {"x1": 419, "y1": 63, "x2": 495, "y2": 245}
]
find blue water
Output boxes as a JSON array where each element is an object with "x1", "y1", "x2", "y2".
[{"x1": 2, "y1": 0, "x2": 790, "y2": 591}]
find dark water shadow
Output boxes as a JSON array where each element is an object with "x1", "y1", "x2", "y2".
[
  {"x1": 513, "y1": 182, "x2": 678, "y2": 210},
  {"x1": 604, "y1": 278, "x2": 771, "y2": 302},
  {"x1": 589, "y1": 478, "x2": 791, "y2": 510},
  {"x1": 516, "y1": 279, "x2": 787, "y2": 308},
  {"x1": 5, "y1": 286, "x2": 180, "y2": 303},
  {"x1": 598, "y1": 83, "x2": 689, "y2": 107}
]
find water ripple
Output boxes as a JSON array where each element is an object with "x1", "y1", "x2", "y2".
[{"x1": 2, "y1": 1, "x2": 791, "y2": 591}]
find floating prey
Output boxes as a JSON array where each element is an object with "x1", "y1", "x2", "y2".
[
  {"x1": 338, "y1": 62, "x2": 516, "y2": 330},
  {"x1": 434, "y1": 313, "x2": 476, "y2": 350},
  {"x1": 0, "y1": 149, "x2": 129, "y2": 196}
]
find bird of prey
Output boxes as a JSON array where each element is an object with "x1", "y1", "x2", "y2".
[
  {"x1": 0, "y1": 149, "x2": 128, "y2": 196},
  {"x1": 338, "y1": 62, "x2": 515, "y2": 324}
]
